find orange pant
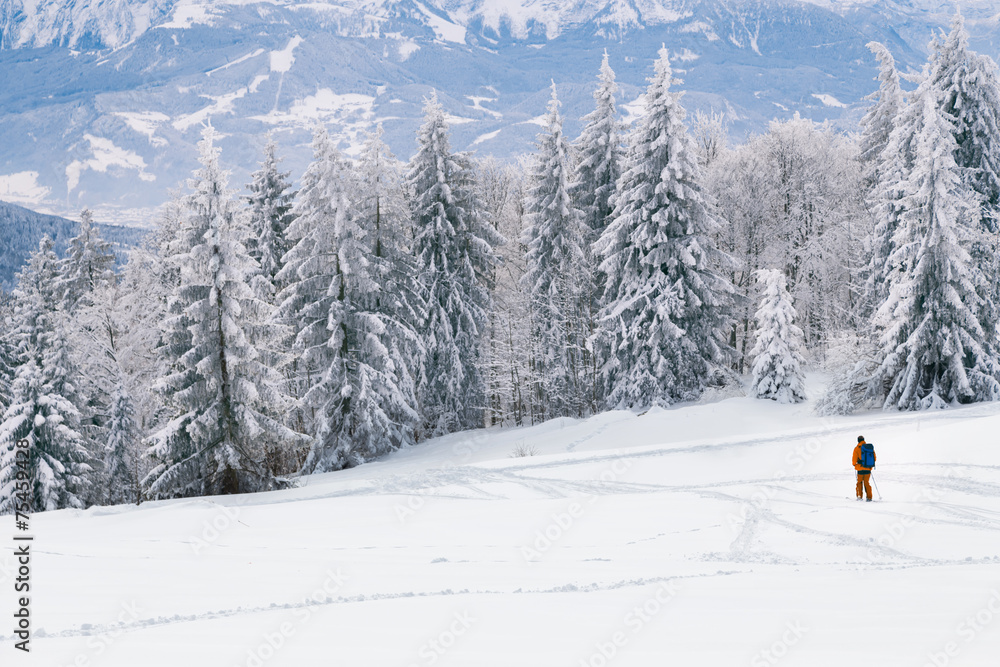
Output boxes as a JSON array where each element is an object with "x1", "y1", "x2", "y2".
[{"x1": 856, "y1": 472, "x2": 872, "y2": 499}]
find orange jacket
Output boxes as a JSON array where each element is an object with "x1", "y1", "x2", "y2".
[{"x1": 853, "y1": 441, "x2": 876, "y2": 472}]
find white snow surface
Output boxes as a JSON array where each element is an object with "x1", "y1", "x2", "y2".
[
  {"x1": 414, "y1": 1, "x2": 467, "y2": 43},
  {"x1": 252, "y1": 90, "x2": 375, "y2": 154},
  {"x1": 206, "y1": 48, "x2": 267, "y2": 75},
  {"x1": 2, "y1": 388, "x2": 1000, "y2": 664},
  {"x1": 157, "y1": 0, "x2": 217, "y2": 30},
  {"x1": 172, "y1": 87, "x2": 250, "y2": 132},
  {"x1": 472, "y1": 128, "x2": 502, "y2": 144},
  {"x1": 0, "y1": 171, "x2": 52, "y2": 205},
  {"x1": 65, "y1": 134, "x2": 155, "y2": 193},
  {"x1": 812, "y1": 93, "x2": 848, "y2": 108},
  {"x1": 269, "y1": 35, "x2": 303, "y2": 73},
  {"x1": 113, "y1": 111, "x2": 171, "y2": 147}
]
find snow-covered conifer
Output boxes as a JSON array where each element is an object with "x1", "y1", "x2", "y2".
[
  {"x1": 572, "y1": 52, "x2": 623, "y2": 244},
  {"x1": 748, "y1": 269, "x2": 806, "y2": 403},
  {"x1": 357, "y1": 124, "x2": 415, "y2": 264},
  {"x1": 104, "y1": 380, "x2": 140, "y2": 505},
  {"x1": 859, "y1": 42, "x2": 903, "y2": 190},
  {"x1": 68, "y1": 263, "x2": 165, "y2": 504},
  {"x1": 929, "y1": 11, "x2": 1000, "y2": 221},
  {"x1": 355, "y1": 124, "x2": 424, "y2": 347},
  {"x1": 0, "y1": 347, "x2": 12, "y2": 413},
  {"x1": 245, "y1": 136, "x2": 296, "y2": 300},
  {"x1": 408, "y1": 93, "x2": 503, "y2": 436},
  {"x1": 522, "y1": 83, "x2": 590, "y2": 418},
  {"x1": 354, "y1": 123, "x2": 424, "y2": 417},
  {"x1": 571, "y1": 53, "x2": 624, "y2": 411},
  {"x1": 876, "y1": 93, "x2": 1000, "y2": 409},
  {"x1": 0, "y1": 299, "x2": 14, "y2": 411},
  {"x1": 595, "y1": 49, "x2": 734, "y2": 408},
  {"x1": 58, "y1": 209, "x2": 115, "y2": 311},
  {"x1": 146, "y1": 128, "x2": 297, "y2": 498},
  {"x1": 926, "y1": 12, "x2": 1000, "y2": 354},
  {"x1": 279, "y1": 126, "x2": 420, "y2": 473},
  {"x1": 276, "y1": 126, "x2": 346, "y2": 436},
  {"x1": 0, "y1": 238, "x2": 93, "y2": 513},
  {"x1": 864, "y1": 70, "x2": 925, "y2": 321}
]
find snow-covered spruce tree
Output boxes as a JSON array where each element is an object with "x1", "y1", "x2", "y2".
[
  {"x1": 408, "y1": 93, "x2": 503, "y2": 436},
  {"x1": 0, "y1": 238, "x2": 93, "y2": 513},
  {"x1": 927, "y1": 13, "x2": 1000, "y2": 354},
  {"x1": 0, "y1": 297, "x2": 15, "y2": 411},
  {"x1": 60, "y1": 211, "x2": 134, "y2": 494},
  {"x1": 356, "y1": 124, "x2": 424, "y2": 353},
  {"x1": 0, "y1": 344, "x2": 12, "y2": 413},
  {"x1": 595, "y1": 49, "x2": 735, "y2": 409},
  {"x1": 245, "y1": 135, "x2": 296, "y2": 301},
  {"x1": 154, "y1": 185, "x2": 211, "y2": 423},
  {"x1": 748, "y1": 269, "x2": 806, "y2": 403},
  {"x1": 859, "y1": 42, "x2": 903, "y2": 191},
  {"x1": 571, "y1": 52, "x2": 624, "y2": 411},
  {"x1": 354, "y1": 123, "x2": 424, "y2": 422},
  {"x1": 357, "y1": 124, "x2": 416, "y2": 267},
  {"x1": 58, "y1": 208, "x2": 115, "y2": 311},
  {"x1": 243, "y1": 136, "x2": 298, "y2": 459},
  {"x1": 572, "y1": 52, "x2": 623, "y2": 245},
  {"x1": 276, "y1": 126, "x2": 345, "y2": 438},
  {"x1": 153, "y1": 192, "x2": 187, "y2": 294},
  {"x1": 146, "y1": 128, "x2": 297, "y2": 498},
  {"x1": 114, "y1": 240, "x2": 176, "y2": 429},
  {"x1": 104, "y1": 380, "x2": 141, "y2": 505},
  {"x1": 930, "y1": 12, "x2": 1000, "y2": 222},
  {"x1": 876, "y1": 92, "x2": 1000, "y2": 410},
  {"x1": 279, "y1": 126, "x2": 420, "y2": 473},
  {"x1": 69, "y1": 256, "x2": 172, "y2": 505},
  {"x1": 522, "y1": 83, "x2": 590, "y2": 419},
  {"x1": 864, "y1": 67, "x2": 925, "y2": 324}
]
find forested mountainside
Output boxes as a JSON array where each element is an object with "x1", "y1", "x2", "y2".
[
  {"x1": 0, "y1": 201, "x2": 145, "y2": 290},
  {"x1": 1, "y1": 0, "x2": 998, "y2": 222}
]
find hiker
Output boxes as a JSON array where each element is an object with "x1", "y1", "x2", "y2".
[{"x1": 853, "y1": 436, "x2": 876, "y2": 501}]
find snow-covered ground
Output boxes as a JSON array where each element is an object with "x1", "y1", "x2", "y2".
[{"x1": 3, "y1": 387, "x2": 1000, "y2": 665}]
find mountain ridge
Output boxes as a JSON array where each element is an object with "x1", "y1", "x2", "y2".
[
  {"x1": 5, "y1": 0, "x2": 999, "y2": 50},
  {"x1": 1, "y1": 0, "x2": 998, "y2": 224}
]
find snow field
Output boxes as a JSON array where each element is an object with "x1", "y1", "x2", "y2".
[{"x1": 2, "y1": 394, "x2": 1000, "y2": 665}]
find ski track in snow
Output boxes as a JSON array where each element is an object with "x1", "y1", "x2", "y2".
[
  {"x1": 3, "y1": 397, "x2": 1000, "y2": 662},
  {"x1": 0, "y1": 571, "x2": 744, "y2": 642}
]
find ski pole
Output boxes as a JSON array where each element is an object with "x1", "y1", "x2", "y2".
[{"x1": 872, "y1": 472, "x2": 882, "y2": 500}]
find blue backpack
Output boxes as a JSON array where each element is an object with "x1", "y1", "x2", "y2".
[{"x1": 859, "y1": 443, "x2": 875, "y2": 468}]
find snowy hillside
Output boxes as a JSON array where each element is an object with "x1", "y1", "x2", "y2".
[
  {"x1": 1, "y1": 388, "x2": 998, "y2": 664},
  {"x1": 1, "y1": 0, "x2": 999, "y2": 224}
]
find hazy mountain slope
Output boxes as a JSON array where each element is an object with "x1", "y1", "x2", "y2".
[
  {"x1": 0, "y1": 201, "x2": 145, "y2": 290},
  {"x1": 0, "y1": 0, "x2": 997, "y2": 223}
]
